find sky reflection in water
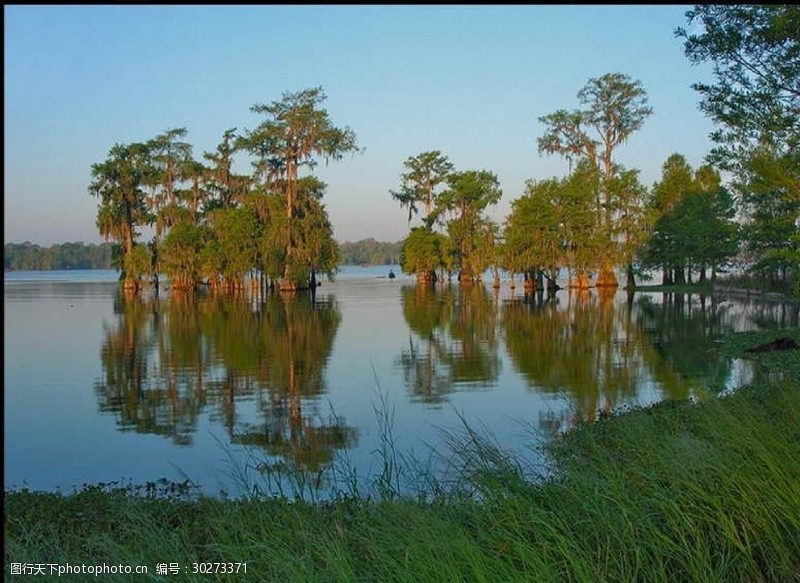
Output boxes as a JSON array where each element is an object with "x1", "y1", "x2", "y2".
[{"x1": 5, "y1": 269, "x2": 797, "y2": 497}]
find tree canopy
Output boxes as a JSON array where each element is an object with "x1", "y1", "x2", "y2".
[
  {"x1": 538, "y1": 73, "x2": 653, "y2": 287},
  {"x1": 88, "y1": 87, "x2": 359, "y2": 293},
  {"x1": 677, "y1": 5, "x2": 800, "y2": 290}
]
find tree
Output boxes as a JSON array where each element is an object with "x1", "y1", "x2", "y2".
[
  {"x1": 244, "y1": 87, "x2": 360, "y2": 289},
  {"x1": 690, "y1": 165, "x2": 739, "y2": 282},
  {"x1": 4, "y1": 242, "x2": 115, "y2": 270},
  {"x1": 89, "y1": 142, "x2": 154, "y2": 290},
  {"x1": 147, "y1": 128, "x2": 193, "y2": 221},
  {"x1": 740, "y1": 160, "x2": 800, "y2": 287},
  {"x1": 338, "y1": 239, "x2": 403, "y2": 265},
  {"x1": 501, "y1": 178, "x2": 565, "y2": 291},
  {"x1": 437, "y1": 170, "x2": 502, "y2": 281},
  {"x1": 160, "y1": 222, "x2": 209, "y2": 290},
  {"x1": 676, "y1": 6, "x2": 799, "y2": 187},
  {"x1": 204, "y1": 128, "x2": 249, "y2": 210},
  {"x1": 642, "y1": 155, "x2": 739, "y2": 284},
  {"x1": 390, "y1": 150, "x2": 454, "y2": 227},
  {"x1": 390, "y1": 151, "x2": 456, "y2": 284},
  {"x1": 400, "y1": 227, "x2": 449, "y2": 283},
  {"x1": 209, "y1": 206, "x2": 261, "y2": 290},
  {"x1": 538, "y1": 72, "x2": 653, "y2": 286},
  {"x1": 559, "y1": 160, "x2": 605, "y2": 289},
  {"x1": 677, "y1": 5, "x2": 800, "y2": 290},
  {"x1": 280, "y1": 176, "x2": 340, "y2": 288},
  {"x1": 472, "y1": 220, "x2": 501, "y2": 286},
  {"x1": 177, "y1": 159, "x2": 210, "y2": 225},
  {"x1": 605, "y1": 165, "x2": 650, "y2": 289}
]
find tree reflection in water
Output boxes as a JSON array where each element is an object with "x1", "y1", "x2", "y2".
[
  {"x1": 94, "y1": 283, "x2": 796, "y2": 485},
  {"x1": 96, "y1": 289, "x2": 356, "y2": 474},
  {"x1": 396, "y1": 284, "x2": 500, "y2": 405},
  {"x1": 502, "y1": 288, "x2": 752, "y2": 432},
  {"x1": 504, "y1": 288, "x2": 645, "y2": 427}
]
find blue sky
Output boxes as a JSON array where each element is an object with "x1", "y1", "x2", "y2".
[{"x1": 4, "y1": 5, "x2": 716, "y2": 245}]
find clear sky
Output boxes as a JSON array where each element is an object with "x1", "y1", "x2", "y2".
[{"x1": 4, "y1": 5, "x2": 716, "y2": 246}]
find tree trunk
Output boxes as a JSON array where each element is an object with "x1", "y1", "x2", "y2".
[
  {"x1": 626, "y1": 262, "x2": 636, "y2": 290},
  {"x1": 283, "y1": 156, "x2": 297, "y2": 284},
  {"x1": 417, "y1": 270, "x2": 437, "y2": 285},
  {"x1": 536, "y1": 268, "x2": 544, "y2": 291},
  {"x1": 596, "y1": 260, "x2": 618, "y2": 288},
  {"x1": 523, "y1": 270, "x2": 535, "y2": 291},
  {"x1": 570, "y1": 270, "x2": 591, "y2": 289}
]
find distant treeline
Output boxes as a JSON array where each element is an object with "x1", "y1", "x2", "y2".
[
  {"x1": 4, "y1": 242, "x2": 115, "y2": 271},
  {"x1": 338, "y1": 239, "x2": 403, "y2": 265},
  {"x1": 4, "y1": 239, "x2": 402, "y2": 271}
]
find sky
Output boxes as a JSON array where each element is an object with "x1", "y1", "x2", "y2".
[{"x1": 4, "y1": 5, "x2": 717, "y2": 246}]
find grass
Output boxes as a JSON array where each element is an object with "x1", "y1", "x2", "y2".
[{"x1": 5, "y1": 329, "x2": 800, "y2": 582}]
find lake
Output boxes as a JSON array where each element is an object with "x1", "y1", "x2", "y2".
[{"x1": 5, "y1": 267, "x2": 798, "y2": 499}]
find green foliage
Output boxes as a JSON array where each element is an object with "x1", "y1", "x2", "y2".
[
  {"x1": 642, "y1": 155, "x2": 739, "y2": 282},
  {"x1": 199, "y1": 237, "x2": 225, "y2": 284},
  {"x1": 741, "y1": 167, "x2": 800, "y2": 286},
  {"x1": 502, "y1": 178, "x2": 564, "y2": 277},
  {"x1": 89, "y1": 141, "x2": 154, "y2": 281},
  {"x1": 122, "y1": 243, "x2": 153, "y2": 283},
  {"x1": 88, "y1": 87, "x2": 352, "y2": 293},
  {"x1": 160, "y1": 223, "x2": 209, "y2": 287},
  {"x1": 338, "y1": 239, "x2": 402, "y2": 266},
  {"x1": 205, "y1": 128, "x2": 249, "y2": 209},
  {"x1": 243, "y1": 87, "x2": 360, "y2": 288},
  {"x1": 400, "y1": 227, "x2": 450, "y2": 277},
  {"x1": 245, "y1": 87, "x2": 360, "y2": 186},
  {"x1": 677, "y1": 5, "x2": 800, "y2": 291},
  {"x1": 536, "y1": 73, "x2": 653, "y2": 278},
  {"x1": 538, "y1": 72, "x2": 653, "y2": 177},
  {"x1": 676, "y1": 6, "x2": 799, "y2": 181},
  {"x1": 438, "y1": 170, "x2": 502, "y2": 279},
  {"x1": 501, "y1": 160, "x2": 611, "y2": 284},
  {"x1": 606, "y1": 166, "x2": 650, "y2": 269},
  {"x1": 560, "y1": 161, "x2": 605, "y2": 273},
  {"x1": 147, "y1": 127, "x2": 194, "y2": 237},
  {"x1": 210, "y1": 206, "x2": 261, "y2": 283},
  {"x1": 248, "y1": 191, "x2": 289, "y2": 281},
  {"x1": 390, "y1": 156, "x2": 502, "y2": 282},
  {"x1": 390, "y1": 150, "x2": 454, "y2": 227},
  {"x1": 652, "y1": 153, "x2": 694, "y2": 214},
  {"x1": 4, "y1": 241, "x2": 115, "y2": 270}
]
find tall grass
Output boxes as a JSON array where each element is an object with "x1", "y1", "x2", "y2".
[{"x1": 6, "y1": 329, "x2": 800, "y2": 582}]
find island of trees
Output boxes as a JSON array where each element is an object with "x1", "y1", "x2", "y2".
[
  {"x1": 84, "y1": 6, "x2": 797, "y2": 297},
  {"x1": 390, "y1": 74, "x2": 741, "y2": 292},
  {"x1": 88, "y1": 87, "x2": 360, "y2": 293}
]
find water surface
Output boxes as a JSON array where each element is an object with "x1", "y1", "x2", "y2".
[{"x1": 5, "y1": 268, "x2": 796, "y2": 497}]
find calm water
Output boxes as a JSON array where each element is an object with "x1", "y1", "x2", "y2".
[{"x1": 5, "y1": 268, "x2": 798, "y2": 498}]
